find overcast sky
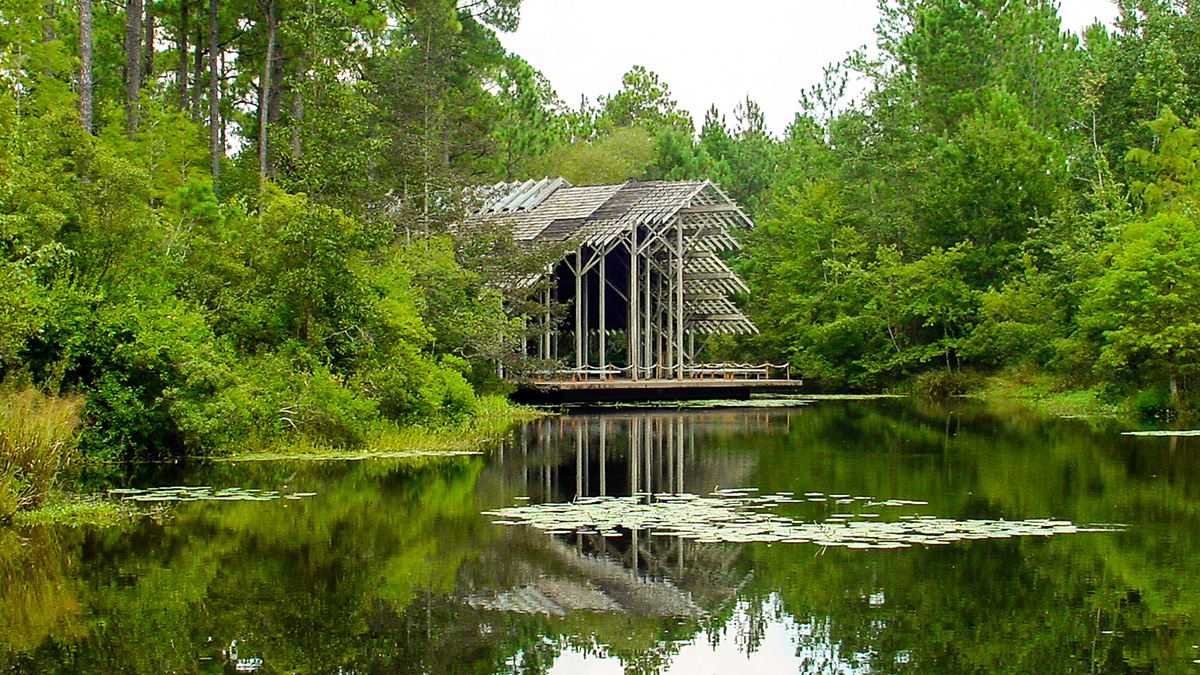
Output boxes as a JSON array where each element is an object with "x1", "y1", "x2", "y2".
[{"x1": 498, "y1": 0, "x2": 1120, "y2": 136}]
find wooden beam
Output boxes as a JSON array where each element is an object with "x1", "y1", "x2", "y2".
[
  {"x1": 679, "y1": 203, "x2": 738, "y2": 214},
  {"x1": 684, "y1": 272, "x2": 733, "y2": 281},
  {"x1": 687, "y1": 313, "x2": 746, "y2": 321},
  {"x1": 681, "y1": 226, "x2": 727, "y2": 237}
]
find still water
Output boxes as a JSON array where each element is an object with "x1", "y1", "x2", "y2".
[{"x1": 3, "y1": 398, "x2": 1200, "y2": 674}]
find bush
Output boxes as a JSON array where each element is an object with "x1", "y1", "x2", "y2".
[
  {"x1": 1132, "y1": 385, "x2": 1171, "y2": 419},
  {"x1": 911, "y1": 368, "x2": 978, "y2": 399},
  {"x1": 0, "y1": 388, "x2": 84, "y2": 522}
]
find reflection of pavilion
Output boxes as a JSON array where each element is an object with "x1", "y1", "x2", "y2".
[
  {"x1": 465, "y1": 411, "x2": 789, "y2": 618},
  {"x1": 491, "y1": 411, "x2": 784, "y2": 502}
]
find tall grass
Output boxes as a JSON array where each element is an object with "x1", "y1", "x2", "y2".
[
  {"x1": 227, "y1": 395, "x2": 547, "y2": 460},
  {"x1": 0, "y1": 388, "x2": 84, "y2": 522}
]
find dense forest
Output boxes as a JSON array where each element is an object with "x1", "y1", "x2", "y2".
[{"x1": 1, "y1": 0, "x2": 1199, "y2": 474}]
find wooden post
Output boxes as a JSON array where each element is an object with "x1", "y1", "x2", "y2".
[
  {"x1": 676, "y1": 216, "x2": 685, "y2": 380},
  {"x1": 643, "y1": 250, "x2": 652, "y2": 378},
  {"x1": 598, "y1": 251, "x2": 606, "y2": 369},
  {"x1": 628, "y1": 229, "x2": 639, "y2": 381},
  {"x1": 574, "y1": 248, "x2": 583, "y2": 369}
]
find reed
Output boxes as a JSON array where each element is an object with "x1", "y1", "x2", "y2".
[{"x1": 0, "y1": 388, "x2": 84, "y2": 522}]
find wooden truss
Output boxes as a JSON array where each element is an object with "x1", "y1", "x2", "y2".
[{"x1": 472, "y1": 178, "x2": 758, "y2": 380}]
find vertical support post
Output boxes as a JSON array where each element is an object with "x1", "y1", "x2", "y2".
[
  {"x1": 574, "y1": 247, "x2": 584, "y2": 370},
  {"x1": 676, "y1": 217, "x2": 685, "y2": 380},
  {"x1": 666, "y1": 244, "x2": 674, "y2": 378},
  {"x1": 539, "y1": 287, "x2": 549, "y2": 361},
  {"x1": 643, "y1": 251, "x2": 652, "y2": 378},
  {"x1": 628, "y1": 229, "x2": 639, "y2": 380},
  {"x1": 598, "y1": 251, "x2": 607, "y2": 369}
]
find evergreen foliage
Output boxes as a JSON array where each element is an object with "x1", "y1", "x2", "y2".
[{"x1": 6, "y1": 0, "x2": 1200, "y2": 466}]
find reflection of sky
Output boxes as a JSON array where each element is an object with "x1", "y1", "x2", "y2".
[{"x1": 547, "y1": 596, "x2": 870, "y2": 675}]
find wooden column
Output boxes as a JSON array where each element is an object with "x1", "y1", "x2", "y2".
[
  {"x1": 598, "y1": 251, "x2": 606, "y2": 368},
  {"x1": 628, "y1": 229, "x2": 639, "y2": 380},
  {"x1": 643, "y1": 251, "x2": 652, "y2": 378},
  {"x1": 574, "y1": 247, "x2": 583, "y2": 369},
  {"x1": 676, "y1": 216, "x2": 686, "y2": 379}
]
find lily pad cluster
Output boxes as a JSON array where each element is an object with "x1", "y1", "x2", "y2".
[
  {"x1": 109, "y1": 486, "x2": 317, "y2": 502},
  {"x1": 484, "y1": 492, "x2": 1123, "y2": 549}
]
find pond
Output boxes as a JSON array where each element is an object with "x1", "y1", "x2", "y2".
[{"x1": 3, "y1": 398, "x2": 1200, "y2": 674}]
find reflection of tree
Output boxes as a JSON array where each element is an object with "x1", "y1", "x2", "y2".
[
  {"x1": 0, "y1": 527, "x2": 88, "y2": 658},
  {"x1": 2, "y1": 457, "x2": 518, "y2": 672},
  {"x1": 743, "y1": 400, "x2": 1200, "y2": 673},
  {"x1": 8, "y1": 401, "x2": 1200, "y2": 673}
]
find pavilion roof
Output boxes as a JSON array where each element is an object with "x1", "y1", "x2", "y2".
[{"x1": 468, "y1": 177, "x2": 758, "y2": 335}]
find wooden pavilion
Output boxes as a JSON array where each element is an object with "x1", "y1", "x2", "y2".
[{"x1": 468, "y1": 177, "x2": 758, "y2": 381}]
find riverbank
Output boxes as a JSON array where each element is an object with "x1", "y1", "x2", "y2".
[
  {"x1": 8, "y1": 395, "x2": 548, "y2": 527},
  {"x1": 971, "y1": 373, "x2": 1126, "y2": 419},
  {"x1": 221, "y1": 395, "x2": 549, "y2": 462}
]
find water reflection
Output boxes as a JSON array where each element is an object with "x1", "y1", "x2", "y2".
[
  {"x1": 492, "y1": 411, "x2": 777, "y2": 502},
  {"x1": 476, "y1": 412, "x2": 767, "y2": 622},
  {"x1": 3, "y1": 401, "x2": 1200, "y2": 673}
]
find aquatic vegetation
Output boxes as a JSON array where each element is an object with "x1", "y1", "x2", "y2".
[
  {"x1": 15, "y1": 493, "x2": 142, "y2": 527},
  {"x1": 484, "y1": 492, "x2": 1123, "y2": 549},
  {"x1": 1121, "y1": 430, "x2": 1200, "y2": 437},
  {"x1": 0, "y1": 389, "x2": 85, "y2": 521},
  {"x1": 108, "y1": 486, "x2": 318, "y2": 502}
]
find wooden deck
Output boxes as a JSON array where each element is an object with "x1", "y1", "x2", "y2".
[{"x1": 510, "y1": 378, "x2": 805, "y2": 404}]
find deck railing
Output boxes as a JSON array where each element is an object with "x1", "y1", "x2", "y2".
[{"x1": 529, "y1": 363, "x2": 792, "y2": 382}]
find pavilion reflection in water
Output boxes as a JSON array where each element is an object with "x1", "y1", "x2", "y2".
[{"x1": 465, "y1": 410, "x2": 795, "y2": 619}]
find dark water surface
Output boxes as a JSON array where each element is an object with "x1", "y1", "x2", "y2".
[{"x1": 4, "y1": 399, "x2": 1200, "y2": 674}]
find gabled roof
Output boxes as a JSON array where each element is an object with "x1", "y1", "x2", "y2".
[
  {"x1": 470, "y1": 177, "x2": 753, "y2": 248},
  {"x1": 469, "y1": 177, "x2": 758, "y2": 336}
]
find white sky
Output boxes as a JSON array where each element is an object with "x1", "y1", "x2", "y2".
[{"x1": 498, "y1": 0, "x2": 1120, "y2": 136}]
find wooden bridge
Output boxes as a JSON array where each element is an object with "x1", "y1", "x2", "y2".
[{"x1": 469, "y1": 177, "x2": 780, "y2": 402}]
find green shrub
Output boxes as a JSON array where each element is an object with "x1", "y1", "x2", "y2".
[
  {"x1": 0, "y1": 388, "x2": 84, "y2": 522},
  {"x1": 1132, "y1": 385, "x2": 1171, "y2": 419},
  {"x1": 911, "y1": 368, "x2": 978, "y2": 399}
]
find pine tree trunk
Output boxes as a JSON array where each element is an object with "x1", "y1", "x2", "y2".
[
  {"x1": 177, "y1": 0, "x2": 188, "y2": 111},
  {"x1": 142, "y1": 5, "x2": 155, "y2": 88},
  {"x1": 123, "y1": 0, "x2": 143, "y2": 137},
  {"x1": 208, "y1": 0, "x2": 220, "y2": 193},
  {"x1": 290, "y1": 77, "x2": 303, "y2": 159},
  {"x1": 42, "y1": 0, "x2": 56, "y2": 44},
  {"x1": 258, "y1": 0, "x2": 276, "y2": 189},
  {"x1": 79, "y1": 0, "x2": 94, "y2": 133},
  {"x1": 191, "y1": 39, "x2": 202, "y2": 121}
]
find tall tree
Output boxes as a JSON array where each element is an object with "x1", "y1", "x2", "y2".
[
  {"x1": 257, "y1": 0, "x2": 276, "y2": 190},
  {"x1": 78, "y1": 0, "x2": 94, "y2": 133},
  {"x1": 124, "y1": 0, "x2": 144, "y2": 136},
  {"x1": 596, "y1": 65, "x2": 694, "y2": 137},
  {"x1": 207, "y1": 0, "x2": 219, "y2": 192},
  {"x1": 176, "y1": 0, "x2": 188, "y2": 111}
]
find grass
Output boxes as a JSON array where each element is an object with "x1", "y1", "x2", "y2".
[
  {"x1": 224, "y1": 395, "x2": 549, "y2": 462},
  {"x1": 0, "y1": 388, "x2": 84, "y2": 522},
  {"x1": 970, "y1": 368, "x2": 1125, "y2": 419},
  {"x1": 13, "y1": 491, "x2": 146, "y2": 528}
]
